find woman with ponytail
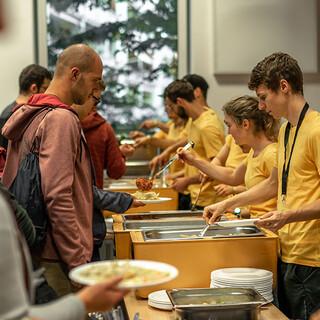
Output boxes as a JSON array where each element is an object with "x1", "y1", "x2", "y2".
[{"x1": 178, "y1": 95, "x2": 279, "y2": 218}]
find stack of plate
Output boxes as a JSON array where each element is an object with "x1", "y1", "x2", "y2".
[
  {"x1": 210, "y1": 267, "x2": 273, "y2": 303},
  {"x1": 148, "y1": 290, "x2": 173, "y2": 310}
]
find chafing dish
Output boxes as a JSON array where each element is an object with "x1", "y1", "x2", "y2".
[
  {"x1": 124, "y1": 219, "x2": 206, "y2": 230},
  {"x1": 130, "y1": 227, "x2": 278, "y2": 298},
  {"x1": 142, "y1": 226, "x2": 264, "y2": 241},
  {"x1": 122, "y1": 210, "x2": 203, "y2": 221},
  {"x1": 167, "y1": 288, "x2": 265, "y2": 320}
]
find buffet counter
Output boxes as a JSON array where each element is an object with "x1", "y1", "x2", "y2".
[{"x1": 124, "y1": 292, "x2": 288, "y2": 320}]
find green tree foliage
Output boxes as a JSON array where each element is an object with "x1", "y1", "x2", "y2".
[{"x1": 47, "y1": 0, "x2": 178, "y2": 132}]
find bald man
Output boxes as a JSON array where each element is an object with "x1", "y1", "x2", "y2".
[{"x1": 1, "y1": 44, "x2": 129, "y2": 296}]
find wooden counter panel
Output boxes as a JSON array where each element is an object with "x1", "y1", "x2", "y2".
[{"x1": 132, "y1": 235, "x2": 278, "y2": 298}]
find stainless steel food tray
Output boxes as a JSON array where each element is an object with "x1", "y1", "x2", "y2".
[
  {"x1": 142, "y1": 226, "x2": 265, "y2": 241},
  {"x1": 124, "y1": 219, "x2": 206, "y2": 230},
  {"x1": 167, "y1": 288, "x2": 266, "y2": 320},
  {"x1": 122, "y1": 210, "x2": 203, "y2": 221}
]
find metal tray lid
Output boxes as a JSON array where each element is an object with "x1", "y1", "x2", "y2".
[{"x1": 166, "y1": 288, "x2": 266, "y2": 310}]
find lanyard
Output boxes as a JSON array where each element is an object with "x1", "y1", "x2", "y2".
[{"x1": 281, "y1": 103, "x2": 309, "y2": 201}]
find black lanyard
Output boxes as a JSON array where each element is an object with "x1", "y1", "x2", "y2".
[{"x1": 281, "y1": 102, "x2": 309, "y2": 200}]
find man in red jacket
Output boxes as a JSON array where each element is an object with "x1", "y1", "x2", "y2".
[
  {"x1": 2, "y1": 44, "x2": 139, "y2": 297},
  {"x1": 76, "y1": 81, "x2": 134, "y2": 189}
]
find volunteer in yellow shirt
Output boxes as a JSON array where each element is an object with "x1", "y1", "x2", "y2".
[
  {"x1": 202, "y1": 52, "x2": 320, "y2": 320},
  {"x1": 134, "y1": 95, "x2": 191, "y2": 175},
  {"x1": 212, "y1": 134, "x2": 248, "y2": 198},
  {"x1": 183, "y1": 106, "x2": 225, "y2": 207},
  {"x1": 179, "y1": 95, "x2": 278, "y2": 217},
  {"x1": 150, "y1": 79, "x2": 225, "y2": 208}
]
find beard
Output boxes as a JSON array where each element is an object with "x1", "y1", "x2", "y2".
[
  {"x1": 177, "y1": 106, "x2": 188, "y2": 119},
  {"x1": 71, "y1": 78, "x2": 88, "y2": 105}
]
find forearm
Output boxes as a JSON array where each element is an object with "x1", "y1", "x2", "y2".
[
  {"x1": 224, "y1": 177, "x2": 277, "y2": 210},
  {"x1": 31, "y1": 294, "x2": 85, "y2": 320},
  {"x1": 148, "y1": 137, "x2": 176, "y2": 149},
  {"x1": 284, "y1": 200, "x2": 320, "y2": 224},
  {"x1": 93, "y1": 187, "x2": 133, "y2": 213},
  {"x1": 192, "y1": 158, "x2": 240, "y2": 185},
  {"x1": 232, "y1": 185, "x2": 247, "y2": 195},
  {"x1": 156, "y1": 121, "x2": 169, "y2": 133},
  {"x1": 165, "y1": 138, "x2": 187, "y2": 155},
  {"x1": 185, "y1": 174, "x2": 201, "y2": 186}
]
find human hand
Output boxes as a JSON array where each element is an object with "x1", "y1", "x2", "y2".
[
  {"x1": 170, "y1": 177, "x2": 189, "y2": 193},
  {"x1": 119, "y1": 144, "x2": 135, "y2": 157},
  {"x1": 139, "y1": 119, "x2": 159, "y2": 129},
  {"x1": 255, "y1": 211, "x2": 288, "y2": 232},
  {"x1": 149, "y1": 151, "x2": 170, "y2": 170},
  {"x1": 130, "y1": 199, "x2": 145, "y2": 208},
  {"x1": 199, "y1": 171, "x2": 211, "y2": 183},
  {"x1": 77, "y1": 276, "x2": 129, "y2": 313},
  {"x1": 134, "y1": 136, "x2": 149, "y2": 148},
  {"x1": 203, "y1": 201, "x2": 228, "y2": 224},
  {"x1": 129, "y1": 130, "x2": 145, "y2": 139},
  {"x1": 177, "y1": 148, "x2": 196, "y2": 165},
  {"x1": 214, "y1": 184, "x2": 233, "y2": 196}
]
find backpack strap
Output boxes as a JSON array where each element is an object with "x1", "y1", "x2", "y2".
[{"x1": 29, "y1": 107, "x2": 53, "y2": 154}]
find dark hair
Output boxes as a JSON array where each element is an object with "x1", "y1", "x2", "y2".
[
  {"x1": 182, "y1": 74, "x2": 209, "y2": 99},
  {"x1": 223, "y1": 95, "x2": 279, "y2": 142},
  {"x1": 166, "y1": 80, "x2": 195, "y2": 103},
  {"x1": 19, "y1": 64, "x2": 52, "y2": 93},
  {"x1": 248, "y1": 52, "x2": 303, "y2": 94}
]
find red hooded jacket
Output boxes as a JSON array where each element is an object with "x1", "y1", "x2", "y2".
[
  {"x1": 81, "y1": 111, "x2": 126, "y2": 189},
  {"x1": 2, "y1": 94, "x2": 94, "y2": 269}
]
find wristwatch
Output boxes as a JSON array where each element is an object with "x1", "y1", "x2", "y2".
[{"x1": 233, "y1": 207, "x2": 241, "y2": 217}]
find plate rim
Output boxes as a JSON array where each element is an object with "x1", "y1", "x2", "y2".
[
  {"x1": 139, "y1": 197, "x2": 172, "y2": 204},
  {"x1": 69, "y1": 259, "x2": 178, "y2": 289}
]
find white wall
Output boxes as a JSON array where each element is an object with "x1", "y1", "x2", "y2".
[
  {"x1": 0, "y1": 0, "x2": 35, "y2": 109},
  {"x1": 189, "y1": 0, "x2": 320, "y2": 117}
]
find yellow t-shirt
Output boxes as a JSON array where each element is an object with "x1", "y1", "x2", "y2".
[
  {"x1": 277, "y1": 110, "x2": 320, "y2": 267},
  {"x1": 185, "y1": 108, "x2": 225, "y2": 206},
  {"x1": 244, "y1": 143, "x2": 277, "y2": 217},
  {"x1": 224, "y1": 134, "x2": 248, "y2": 169},
  {"x1": 167, "y1": 118, "x2": 192, "y2": 174}
]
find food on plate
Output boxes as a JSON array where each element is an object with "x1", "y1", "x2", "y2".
[
  {"x1": 136, "y1": 177, "x2": 153, "y2": 191},
  {"x1": 78, "y1": 261, "x2": 170, "y2": 286},
  {"x1": 132, "y1": 190, "x2": 160, "y2": 200}
]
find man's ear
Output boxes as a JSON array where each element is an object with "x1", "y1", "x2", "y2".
[
  {"x1": 193, "y1": 87, "x2": 201, "y2": 98},
  {"x1": 71, "y1": 67, "x2": 81, "y2": 81},
  {"x1": 176, "y1": 97, "x2": 186, "y2": 107},
  {"x1": 29, "y1": 83, "x2": 38, "y2": 94},
  {"x1": 279, "y1": 79, "x2": 289, "y2": 93}
]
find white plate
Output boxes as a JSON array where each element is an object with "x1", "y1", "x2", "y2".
[
  {"x1": 139, "y1": 197, "x2": 172, "y2": 204},
  {"x1": 148, "y1": 290, "x2": 172, "y2": 304},
  {"x1": 148, "y1": 300, "x2": 173, "y2": 310},
  {"x1": 216, "y1": 219, "x2": 259, "y2": 228},
  {"x1": 69, "y1": 259, "x2": 178, "y2": 289},
  {"x1": 212, "y1": 267, "x2": 272, "y2": 280}
]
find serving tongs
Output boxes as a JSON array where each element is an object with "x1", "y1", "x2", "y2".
[
  {"x1": 197, "y1": 222, "x2": 228, "y2": 237},
  {"x1": 154, "y1": 140, "x2": 195, "y2": 177},
  {"x1": 191, "y1": 179, "x2": 205, "y2": 211}
]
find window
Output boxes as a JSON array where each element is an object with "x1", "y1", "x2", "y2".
[{"x1": 46, "y1": 0, "x2": 178, "y2": 133}]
